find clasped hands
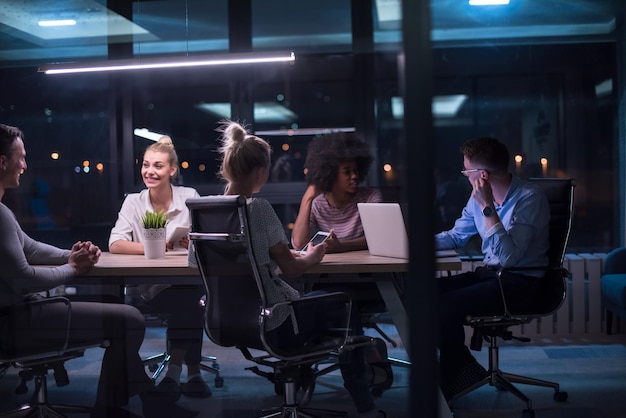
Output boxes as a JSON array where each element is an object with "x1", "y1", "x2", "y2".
[{"x1": 69, "y1": 241, "x2": 102, "y2": 275}]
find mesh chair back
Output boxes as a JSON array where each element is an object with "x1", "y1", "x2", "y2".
[
  {"x1": 187, "y1": 195, "x2": 265, "y2": 350},
  {"x1": 529, "y1": 178, "x2": 575, "y2": 268},
  {"x1": 525, "y1": 178, "x2": 575, "y2": 314}
]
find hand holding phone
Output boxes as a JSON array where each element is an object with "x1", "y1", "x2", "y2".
[
  {"x1": 167, "y1": 225, "x2": 191, "y2": 249},
  {"x1": 299, "y1": 231, "x2": 330, "y2": 255}
]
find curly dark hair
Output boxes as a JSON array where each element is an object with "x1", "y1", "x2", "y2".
[{"x1": 304, "y1": 132, "x2": 373, "y2": 192}]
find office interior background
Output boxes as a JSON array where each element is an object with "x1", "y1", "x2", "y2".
[
  {"x1": 0, "y1": 0, "x2": 624, "y2": 254},
  {"x1": 2, "y1": 1, "x2": 626, "y2": 417}
]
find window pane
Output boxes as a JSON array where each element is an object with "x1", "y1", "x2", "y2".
[
  {"x1": 252, "y1": 0, "x2": 352, "y2": 53},
  {"x1": 0, "y1": 68, "x2": 112, "y2": 249}
]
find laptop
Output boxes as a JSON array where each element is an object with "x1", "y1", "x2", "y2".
[{"x1": 357, "y1": 202, "x2": 409, "y2": 259}]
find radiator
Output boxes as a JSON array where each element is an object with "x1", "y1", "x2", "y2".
[{"x1": 445, "y1": 253, "x2": 612, "y2": 340}]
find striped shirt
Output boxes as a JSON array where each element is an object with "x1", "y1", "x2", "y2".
[{"x1": 309, "y1": 188, "x2": 382, "y2": 240}]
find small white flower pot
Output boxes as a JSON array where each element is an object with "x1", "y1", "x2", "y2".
[{"x1": 143, "y1": 227, "x2": 166, "y2": 259}]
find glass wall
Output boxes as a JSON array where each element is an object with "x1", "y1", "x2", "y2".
[
  {"x1": 1, "y1": 2, "x2": 625, "y2": 417},
  {"x1": 0, "y1": 0, "x2": 623, "y2": 252}
]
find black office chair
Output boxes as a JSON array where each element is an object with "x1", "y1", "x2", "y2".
[
  {"x1": 187, "y1": 195, "x2": 373, "y2": 418},
  {"x1": 0, "y1": 297, "x2": 106, "y2": 418},
  {"x1": 451, "y1": 178, "x2": 575, "y2": 418}
]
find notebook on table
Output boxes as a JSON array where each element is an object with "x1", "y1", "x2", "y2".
[{"x1": 357, "y1": 202, "x2": 408, "y2": 259}]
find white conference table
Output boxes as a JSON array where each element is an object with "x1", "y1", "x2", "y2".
[{"x1": 80, "y1": 250, "x2": 460, "y2": 417}]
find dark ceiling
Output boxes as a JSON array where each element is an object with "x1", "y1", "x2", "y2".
[{"x1": 0, "y1": 0, "x2": 623, "y2": 68}]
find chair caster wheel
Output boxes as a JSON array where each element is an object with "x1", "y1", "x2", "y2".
[
  {"x1": 214, "y1": 376, "x2": 224, "y2": 388},
  {"x1": 554, "y1": 391, "x2": 568, "y2": 401},
  {"x1": 522, "y1": 408, "x2": 535, "y2": 418}
]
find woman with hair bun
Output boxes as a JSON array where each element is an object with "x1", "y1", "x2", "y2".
[
  {"x1": 216, "y1": 121, "x2": 384, "y2": 418},
  {"x1": 109, "y1": 136, "x2": 211, "y2": 401}
]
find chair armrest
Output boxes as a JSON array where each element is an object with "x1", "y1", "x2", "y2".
[
  {"x1": 261, "y1": 292, "x2": 354, "y2": 361},
  {"x1": 189, "y1": 232, "x2": 245, "y2": 242},
  {"x1": 495, "y1": 266, "x2": 569, "y2": 318},
  {"x1": 0, "y1": 296, "x2": 71, "y2": 361}
]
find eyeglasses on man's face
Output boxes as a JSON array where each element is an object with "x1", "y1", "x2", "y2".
[{"x1": 460, "y1": 168, "x2": 488, "y2": 176}]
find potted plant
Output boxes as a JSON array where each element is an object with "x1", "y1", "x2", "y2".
[
  {"x1": 141, "y1": 210, "x2": 168, "y2": 259},
  {"x1": 141, "y1": 210, "x2": 168, "y2": 229}
]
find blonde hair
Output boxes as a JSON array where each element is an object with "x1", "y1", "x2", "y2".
[
  {"x1": 145, "y1": 135, "x2": 179, "y2": 182},
  {"x1": 216, "y1": 120, "x2": 271, "y2": 193}
]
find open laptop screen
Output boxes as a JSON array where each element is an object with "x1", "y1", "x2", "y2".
[{"x1": 357, "y1": 203, "x2": 408, "y2": 259}]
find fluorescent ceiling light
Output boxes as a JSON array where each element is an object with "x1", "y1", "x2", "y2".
[
  {"x1": 595, "y1": 79, "x2": 613, "y2": 98},
  {"x1": 134, "y1": 128, "x2": 166, "y2": 141},
  {"x1": 38, "y1": 20, "x2": 77, "y2": 27},
  {"x1": 375, "y1": 0, "x2": 401, "y2": 22},
  {"x1": 391, "y1": 94, "x2": 468, "y2": 119},
  {"x1": 432, "y1": 95, "x2": 468, "y2": 117},
  {"x1": 256, "y1": 127, "x2": 355, "y2": 136},
  {"x1": 196, "y1": 101, "x2": 298, "y2": 123},
  {"x1": 469, "y1": 0, "x2": 510, "y2": 5},
  {"x1": 39, "y1": 51, "x2": 295, "y2": 75},
  {"x1": 1, "y1": 0, "x2": 151, "y2": 41}
]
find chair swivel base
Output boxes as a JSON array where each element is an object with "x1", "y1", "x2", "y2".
[
  {"x1": 259, "y1": 380, "x2": 346, "y2": 418},
  {"x1": 259, "y1": 405, "x2": 347, "y2": 418},
  {"x1": 0, "y1": 404, "x2": 91, "y2": 418},
  {"x1": 0, "y1": 374, "x2": 92, "y2": 418},
  {"x1": 143, "y1": 352, "x2": 224, "y2": 387},
  {"x1": 449, "y1": 345, "x2": 568, "y2": 418}
]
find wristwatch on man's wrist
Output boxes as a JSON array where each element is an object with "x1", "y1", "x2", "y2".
[{"x1": 482, "y1": 206, "x2": 495, "y2": 217}]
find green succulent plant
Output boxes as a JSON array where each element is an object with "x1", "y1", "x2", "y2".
[{"x1": 141, "y1": 210, "x2": 168, "y2": 229}]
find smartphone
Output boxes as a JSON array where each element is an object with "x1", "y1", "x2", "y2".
[{"x1": 299, "y1": 231, "x2": 330, "y2": 255}]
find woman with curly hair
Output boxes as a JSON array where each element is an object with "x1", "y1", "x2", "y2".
[{"x1": 292, "y1": 132, "x2": 382, "y2": 253}]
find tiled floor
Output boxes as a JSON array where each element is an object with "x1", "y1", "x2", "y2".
[{"x1": 1, "y1": 323, "x2": 626, "y2": 418}]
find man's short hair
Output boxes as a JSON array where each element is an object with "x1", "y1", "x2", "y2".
[{"x1": 460, "y1": 137, "x2": 509, "y2": 174}]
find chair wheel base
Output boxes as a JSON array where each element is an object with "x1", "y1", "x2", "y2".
[
  {"x1": 522, "y1": 408, "x2": 535, "y2": 418},
  {"x1": 554, "y1": 391, "x2": 568, "y2": 402},
  {"x1": 0, "y1": 404, "x2": 91, "y2": 418}
]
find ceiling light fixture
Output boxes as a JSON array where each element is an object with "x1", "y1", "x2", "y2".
[
  {"x1": 468, "y1": 0, "x2": 510, "y2": 5},
  {"x1": 39, "y1": 50, "x2": 295, "y2": 75},
  {"x1": 196, "y1": 101, "x2": 298, "y2": 123},
  {"x1": 134, "y1": 128, "x2": 166, "y2": 141},
  {"x1": 38, "y1": 19, "x2": 77, "y2": 27},
  {"x1": 256, "y1": 127, "x2": 355, "y2": 136},
  {"x1": 391, "y1": 94, "x2": 468, "y2": 119}
]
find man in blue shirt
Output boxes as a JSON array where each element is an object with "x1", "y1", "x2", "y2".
[{"x1": 435, "y1": 137, "x2": 550, "y2": 400}]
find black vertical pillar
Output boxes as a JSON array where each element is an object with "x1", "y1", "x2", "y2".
[
  {"x1": 228, "y1": 0, "x2": 254, "y2": 128},
  {"x1": 107, "y1": 0, "x2": 134, "y2": 203},
  {"x1": 352, "y1": 0, "x2": 379, "y2": 187},
  {"x1": 402, "y1": 0, "x2": 438, "y2": 416},
  {"x1": 616, "y1": 5, "x2": 626, "y2": 246}
]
